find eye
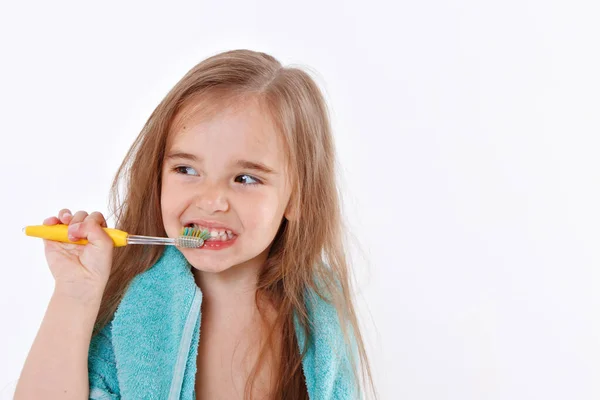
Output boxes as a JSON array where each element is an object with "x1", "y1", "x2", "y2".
[
  {"x1": 235, "y1": 174, "x2": 261, "y2": 185},
  {"x1": 173, "y1": 166, "x2": 199, "y2": 176}
]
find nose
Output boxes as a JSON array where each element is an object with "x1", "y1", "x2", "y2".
[{"x1": 193, "y1": 181, "x2": 229, "y2": 214}]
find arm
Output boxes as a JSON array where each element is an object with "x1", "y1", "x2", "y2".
[{"x1": 14, "y1": 289, "x2": 102, "y2": 400}]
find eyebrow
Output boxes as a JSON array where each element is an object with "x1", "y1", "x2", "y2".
[
  {"x1": 166, "y1": 151, "x2": 199, "y2": 162},
  {"x1": 235, "y1": 160, "x2": 276, "y2": 175},
  {"x1": 165, "y1": 151, "x2": 276, "y2": 174}
]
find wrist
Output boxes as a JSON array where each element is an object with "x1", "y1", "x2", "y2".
[
  {"x1": 48, "y1": 288, "x2": 104, "y2": 333},
  {"x1": 53, "y1": 282, "x2": 105, "y2": 307}
]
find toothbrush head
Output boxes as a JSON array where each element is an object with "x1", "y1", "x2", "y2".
[{"x1": 176, "y1": 227, "x2": 211, "y2": 248}]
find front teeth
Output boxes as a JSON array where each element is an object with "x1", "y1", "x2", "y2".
[{"x1": 190, "y1": 225, "x2": 234, "y2": 241}]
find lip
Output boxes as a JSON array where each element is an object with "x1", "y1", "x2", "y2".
[
  {"x1": 182, "y1": 219, "x2": 237, "y2": 235},
  {"x1": 198, "y1": 236, "x2": 237, "y2": 250}
]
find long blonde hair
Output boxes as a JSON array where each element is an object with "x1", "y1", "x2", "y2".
[{"x1": 94, "y1": 50, "x2": 375, "y2": 399}]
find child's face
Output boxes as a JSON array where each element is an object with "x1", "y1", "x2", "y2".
[{"x1": 160, "y1": 96, "x2": 293, "y2": 274}]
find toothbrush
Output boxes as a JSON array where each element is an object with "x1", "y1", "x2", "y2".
[{"x1": 22, "y1": 224, "x2": 211, "y2": 249}]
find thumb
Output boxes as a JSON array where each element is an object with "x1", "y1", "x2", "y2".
[{"x1": 70, "y1": 220, "x2": 114, "y2": 250}]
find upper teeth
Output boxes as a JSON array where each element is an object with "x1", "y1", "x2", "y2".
[{"x1": 190, "y1": 224, "x2": 233, "y2": 239}]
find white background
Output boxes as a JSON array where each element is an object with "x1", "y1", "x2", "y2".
[{"x1": 1, "y1": 1, "x2": 599, "y2": 399}]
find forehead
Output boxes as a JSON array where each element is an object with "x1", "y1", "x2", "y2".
[{"x1": 167, "y1": 94, "x2": 285, "y2": 163}]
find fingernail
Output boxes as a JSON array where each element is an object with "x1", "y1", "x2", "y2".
[
  {"x1": 67, "y1": 223, "x2": 80, "y2": 241},
  {"x1": 64, "y1": 212, "x2": 72, "y2": 218},
  {"x1": 68, "y1": 223, "x2": 80, "y2": 234}
]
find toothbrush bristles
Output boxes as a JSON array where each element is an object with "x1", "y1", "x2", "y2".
[
  {"x1": 180, "y1": 227, "x2": 211, "y2": 241},
  {"x1": 174, "y1": 227, "x2": 211, "y2": 248}
]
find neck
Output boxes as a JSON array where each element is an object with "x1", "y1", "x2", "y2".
[{"x1": 192, "y1": 251, "x2": 267, "y2": 312}]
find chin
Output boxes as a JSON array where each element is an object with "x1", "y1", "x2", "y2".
[
  {"x1": 178, "y1": 249, "x2": 234, "y2": 273},
  {"x1": 188, "y1": 262, "x2": 232, "y2": 274}
]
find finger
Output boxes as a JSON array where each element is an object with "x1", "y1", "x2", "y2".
[
  {"x1": 76, "y1": 218, "x2": 114, "y2": 250},
  {"x1": 70, "y1": 210, "x2": 89, "y2": 225},
  {"x1": 43, "y1": 216, "x2": 59, "y2": 225},
  {"x1": 58, "y1": 209, "x2": 73, "y2": 224},
  {"x1": 66, "y1": 211, "x2": 89, "y2": 241},
  {"x1": 87, "y1": 212, "x2": 108, "y2": 228}
]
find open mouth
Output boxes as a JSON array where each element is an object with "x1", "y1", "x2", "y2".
[{"x1": 185, "y1": 223, "x2": 237, "y2": 243}]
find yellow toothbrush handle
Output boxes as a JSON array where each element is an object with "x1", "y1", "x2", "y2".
[{"x1": 23, "y1": 224, "x2": 129, "y2": 247}]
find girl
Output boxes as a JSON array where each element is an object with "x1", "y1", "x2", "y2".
[{"x1": 15, "y1": 50, "x2": 374, "y2": 399}]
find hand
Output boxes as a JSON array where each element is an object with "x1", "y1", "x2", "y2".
[{"x1": 42, "y1": 209, "x2": 114, "y2": 303}]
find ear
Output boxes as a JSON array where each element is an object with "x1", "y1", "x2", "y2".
[{"x1": 284, "y1": 197, "x2": 298, "y2": 221}]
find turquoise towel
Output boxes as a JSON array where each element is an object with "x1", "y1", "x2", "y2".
[{"x1": 88, "y1": 245, "x2": 358, "y2": 399}]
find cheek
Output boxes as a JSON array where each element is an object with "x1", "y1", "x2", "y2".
[
  {"x1": 160, "y1": 177, "x2": 188, "y2": 231},
  {"x1": 161, "y1": 174, "x2": 189, "y2": 206},
  {"x1": 160, "y1": 180, "x2": 174, "y2": 213},
  {"x1": 237, "y1": 191, "x2": 285, "y2": 234}
]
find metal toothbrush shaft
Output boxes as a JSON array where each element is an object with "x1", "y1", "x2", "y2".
[{"x1": 126, "y1": 234, "x2": 177, "y2": 246}]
